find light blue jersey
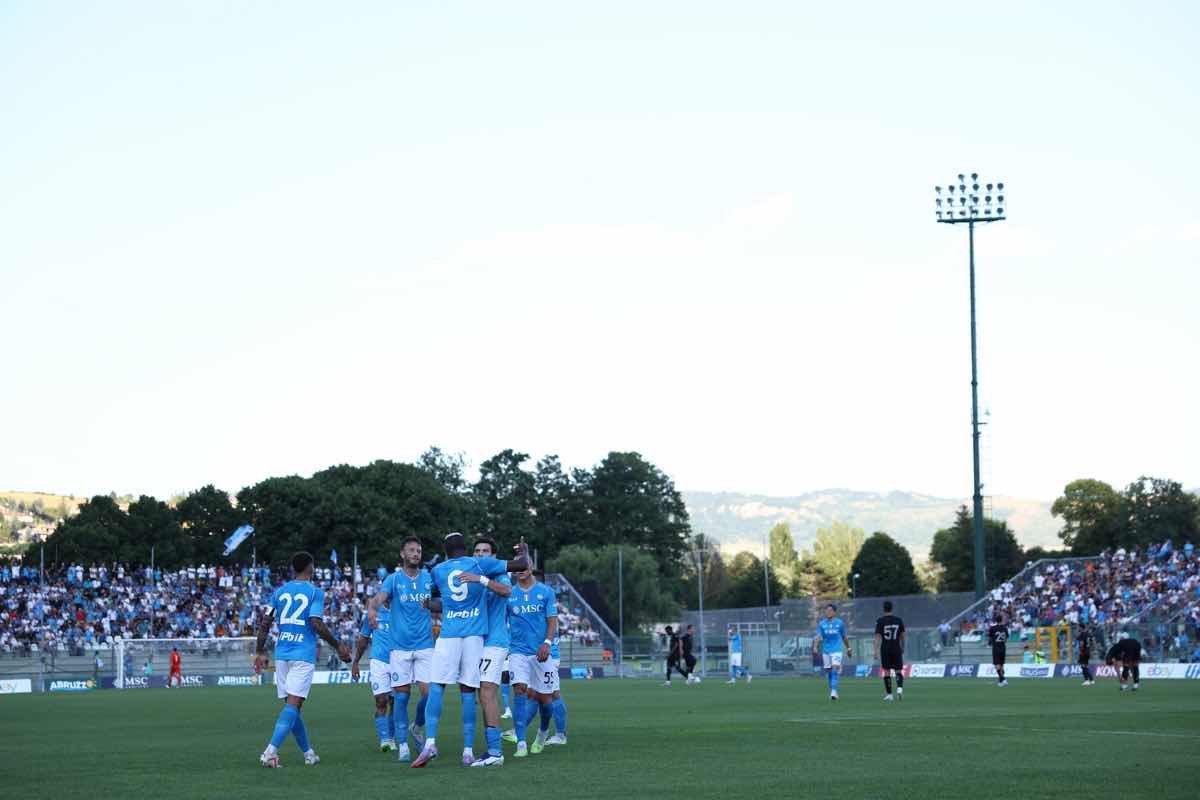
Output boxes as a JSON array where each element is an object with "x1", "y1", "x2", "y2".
[
  {"x1": 359, "y1": 613, "x2": 393, "y2": 663},
  {"x1": 269, "y1": 580, "x2": 326, "y2": 663},
  {"x1": 507, "y1": 580, "x2": 557, "y2": 656},
  {"x1": 430, "y1": 556, "x2": 508, "y2": 638},
  {"x1": 730, "y1": 633, "x2": 742, "y2": 654},
  {"x1": 483, "y1": 573, "x2": 513, "y2": 649},
  {"x1": 381, "y1": 568, "x2": 434, "y2": 650},
  {"x1": 817, "y1": 617, "x2": 846, "y2": 654}
]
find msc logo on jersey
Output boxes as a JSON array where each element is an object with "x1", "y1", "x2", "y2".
[{"x1": 510, "y1": 603, "x2": 543, "y2": 615}]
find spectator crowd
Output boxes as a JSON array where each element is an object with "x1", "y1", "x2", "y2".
[
  {"x1": 956, "y1": 541, "x2": 1200, "y2": 661},
  {"x1": 0, "y1": 560, "x2": 599, "y2": 660}
]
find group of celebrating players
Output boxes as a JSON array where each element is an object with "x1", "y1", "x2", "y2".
[{"x1": 254, "y1": 533, "x2": 567, "y2": 768}]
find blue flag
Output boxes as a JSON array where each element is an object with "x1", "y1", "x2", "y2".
[
  {"x1": 222, "y1": 524, "x2": 254, "y2": 556},
  {"x1": 330, "y1": 549, "x2": 338, "y2": 565},
  {"x1": 1158, "y1": 540, "x2": 1173, "y2": 559}
]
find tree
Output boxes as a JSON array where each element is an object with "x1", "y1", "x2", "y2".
[
  {"x1": 847, "y1": 532, "x2": 922, "y2": 597},
  {"x1": 802, "y1": 521, "x2": 865, "y2": 595},
  {"x1": 417, "y1": 447, "x2": 470, "y2": 494},
  {"x1": 550, "y1": 544, "x2": 678, "y2": 630},
  {"x1": 123, "y1": 495, "x2": 185, "y2": 565},
  {"x1": 177, "y1": 485, "x2": 245, "y2": 564},
  {"x1": 586, "y1": 452, "x2": 690, "y2": 573},
  {"x1": 531, "y1": 455, "x2": 592, "y2": 559},
  {"x1": 794, "y1": 555, "x2": 841, "y2": 598},
  {"x1": 42, "y1": 495, "x2": 128, "y2": 565},
  {"x1": 679, "y1": 534, "x2": 728, "y2": 610},
  {"x1": 715, "y1": 550, "x2": 786, "y2": 608},
  {"x1": 1051, "y1": 479, "x2": 1126, "y2": 553},
  {"x1": 473, "y1": 449, "x2": 537, "y2": 548},
  {"x1": 915, "y1": 559, "x2": 944, "y2": 594},
  {"x1": 930, "y1": 506, "x2": 1024, "y2": 592},
  {"x1": 768, "y1": 522, "x2": 799, "y2": 588},
  {"x1": 1122, "y1": 476, "x2": 1199, "y2": 548}
]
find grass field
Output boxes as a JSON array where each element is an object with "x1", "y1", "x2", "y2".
[{"x1": 2, "y1": 677, "x2": 1198, "y2": 799}]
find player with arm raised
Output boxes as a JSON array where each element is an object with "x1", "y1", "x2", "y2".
[
  {"x1": 351, "y1": 598, "x2": 397, "y2": 751},
  {"x1": 367, "y1": 536, "x2": 434, "y2": 763},
  {"x1": 254, "y1": 551, "x2": 351, "y2": 768},
  {"x1": 874, "y1": 600, "x2": 906, "y2": 701},
  {"x1": 815, "y1": 603, "x2": 851, "y2": 701},
  {"x1": 987, "y1": 614, "x2": 1009, "y2": 686},
  {"x1": 410, "y1": 533, "x2": 529, "y2": 768}
]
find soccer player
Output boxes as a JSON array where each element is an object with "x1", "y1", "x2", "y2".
[
  {"x1": 663, "y1": 626, "x2": 686, "y2": 686},
  {"x1": 168, "y1": 647, "x2": 182, "y2": 688},
  {"x1": 464, "y1": 535, "x2": 514, "y2": 768},
  {"x1": 254, "y1": 551, "x2": 351, "y2": 768},
  {"x1": 814, "y1": 603, "x2": 851, "y2": 700},
  {"x1": 987, "y1": 614, "x2": 1009, "y2": 686},
  {"x1": 368, "y1": 536, "x2": 434, "y2": 763},
  {"x1": 874, "y1": 600, "x2": 905, "y2": 701},
  {"x1": 504, "y1": 562, "x2": 559, "y2": 757},
  {"x1": 351, "y1": 598, "x2": 397, "y2": 751},
  {"x1": 1105, "y1": 637, "x2": 1142, "y2": 692},
  {"x1": 681, "y1": 624, "x2": 700, "y2": 684},
  {"x1": 1078, "y1": 625, "x2": 1096, "y2": 686},
  {"x1": 726, "y1": 625, "x2": 751, "y2": 684},
  {"x1": 411, "y1": 532, "x2": 528, "y2": 768}
]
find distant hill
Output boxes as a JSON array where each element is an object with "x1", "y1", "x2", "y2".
[{"x1": 682, "y1": 489, "x2": 1061, "y2": 561}]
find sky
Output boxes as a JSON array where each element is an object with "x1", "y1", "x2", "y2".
[{"x1": 3, "y1": 1, "x2": 1198, "y2": 503}]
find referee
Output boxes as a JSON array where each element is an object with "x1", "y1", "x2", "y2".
[{"x1": 873, "y1": 600, "x2": 906, "y2": 701}]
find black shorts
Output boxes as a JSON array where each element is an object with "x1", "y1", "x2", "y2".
[
  {"x1": 992, "y1": 646, "x2": 1006, "y2": 666},
  {"x1": 1078, "y1": 652, "x2": 1090, "y2": 665},
  {"x1": 880, "y1": 649, "x2": 904, "y2": 671}
]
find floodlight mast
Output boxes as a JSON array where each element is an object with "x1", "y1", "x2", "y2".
[{"x1": 934, "y1": 173, "x2": 1007, "y2": 600}]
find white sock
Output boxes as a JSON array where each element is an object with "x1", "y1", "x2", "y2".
[
  {"x1": 426, "y1": 737, "x2": 436, "y2": 748},
  {"x1": 305, "y1": 749, "x2": 316, "y2": 757},
  {"x1": 265, "y1": 744, "x2": 278, "y2": 756}
]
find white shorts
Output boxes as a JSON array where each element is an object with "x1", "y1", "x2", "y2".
[
  {"x1": 729, "y1": 653, "x2": 743, "y2": 668},
  {"x1": 275, "y1": 659, "x2": 315, "y2": 699},
  {"x1": 510, "y1": 653, "x2": 560, "y2": 694},
  {"x1": 480, "y1": 646, "x2": 507, "y2": 685},
  {"x1": 431, "y1": 636, "x2": 484, "y2": 688},
  {"x1": 822, "y1": 652, "x2": 844, "y2": 670},
  {"x1": 389, "y1": 647, "x2": 433, "y2": 687},
  {"x1": 369, "y1": 658, "x2": 395, "y2": 696}
]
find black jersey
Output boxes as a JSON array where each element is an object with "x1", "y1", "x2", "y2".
[
  {"x1": 1078, "y1": 630, "x2": 1095, "y2": 659},
  {"x1": 987, "y1": 624, "x2": 1009, "y2": 648},
  {"x1": 875, "y1": 614, "x2": 906, "y2": 651},
  {"x1": 1107, "y1": 638, "x2": 1141, "y2": 662},
  {"x1": 681, "y1": 633, "x2": 694, "y2": 656},
  {"x1": 666, "y1": 632, "x2": 681, "y2": 660}
]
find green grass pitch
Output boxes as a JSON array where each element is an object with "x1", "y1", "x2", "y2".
[{"x1": 2, "y1": 678, "x2": 1198, "y2": 799}]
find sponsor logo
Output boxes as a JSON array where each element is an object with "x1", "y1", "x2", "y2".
[
  {"x1": 948, "y1": 664, "x2": 978, "y2": 677},
  {"x1": 1056, "y1": 664, "x2": 1084, "y2": 678},
  {"x1": 911, "y1": 664, "x2": 947, "y2": 678},
  {"x1": 1142, "y1": 664, "x2": 1172, "y2": 678},
  {"x1": 444, "y1": 608, "x2": 481, "y2": 620},
  {"x1": 508, "y1": 604, "x2": 544, "y2": 616},
  {"x1": 278, "y1": 632, "x2": 304, "y2": 643},
  {"x1": 396, "y1": 593, "x2": 429, "y2": 604},
  {"x1": 1019, "y1": 665, "x2": 1052, "y2": 679},
  {"x1": 1185, "y1": 664, "x2": 1200, "y2": 680},
  {"x1": 326, "y1": 670, "x2": 355, "y2": 684},
  {"x1": 854, "y1": 664, "x2": 871, "y2": 678},
  {"x1": 121, "y1": 676, "x2": 150, "y2": 689},
  {"x1": 176, "y1": 675, "x2": 205, "y2": 687},
  {"x1": 217, "y1": 675, "x2": 261, "y2": 687},
  {"x1": 49, "y1": 679, "x2": 97, "y2": 692},
  {"x1": 977, "y1": 664, "x2": 998, "y2": 678},
  {"x1": 0, "y1": 678, "x2": 33, "y2": 694}
]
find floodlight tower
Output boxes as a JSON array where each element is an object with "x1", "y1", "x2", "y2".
[{"x1": 935, "y1": 173, "x2": 1006, "y2": 600}]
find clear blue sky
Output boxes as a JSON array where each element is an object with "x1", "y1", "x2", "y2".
[{"x1": 3, "y1": 1, "x2": 1197, "y2": 502}]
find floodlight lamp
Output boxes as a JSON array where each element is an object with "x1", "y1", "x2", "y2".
[
  {"x1": 997, "y1": 195, "x2": 1004, "y2": 204},
  {"x1": 973, "y1": 183, "x2": 980, "y2": 192},
  {"x1": 958, "y1": 173, "x2": 965, "y2": 182},
  {"x1": 996, "y1": 207, "x2": 1004, "y2": 215},
  {"x1": 948, "y1": 185, "x2": 956, "y2": 194},
  {"x1": 936, "y1": 186, "x2": 943, "y2": 194},
  {"x1": 997, "y1": 182, "x2": 1004, "y2": 191},
  {"x1": 985, "y1": 195, "x2": 992, "y2": 204},
  {"x1": 986, "y1": 183, "x2": 994, "y2": 191},
  {"x1": 970, "y1": 173, "x2": 978, "y2": 181},
  {"x1": 936, "y1": 199, "x2": 943, "y2": 207},
  {"x1": 959, "y1": 184, "x2": 966, "y2": 193}
]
